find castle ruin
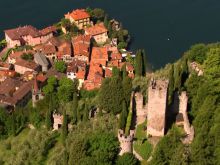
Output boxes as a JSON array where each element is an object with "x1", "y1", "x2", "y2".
[
  {"x1": 53, "y1": 113, "x2": 63, "y2": 130},
  {"x1": 176, "y1": 92, "x2": 194, "y2": 143},
  {"x1": 118, "y1": 129, "x2": 135, "y2": 155},
  {"x1": 135, "y1": 92, "x2": 148, "y2": 125},
  {"x1": 147, "y1": 79, "x2": 169, "y2": 137}
]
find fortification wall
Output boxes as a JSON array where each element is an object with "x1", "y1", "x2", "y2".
[
  {"x1": 53, "y1": 113, "x2": 63, "y2": 130},
  {"x1": 135, "y1": 92, "x2": 148, "y2": 125},
  {"x1": 118, "y1": 129, "x2": 134, "y2": 155},
  {"x1": 147, "y1": 79, "x2": 169, "y2": 137},
  {"x1": 179, "y1": 92, "x2": 194, "y2": 143}
]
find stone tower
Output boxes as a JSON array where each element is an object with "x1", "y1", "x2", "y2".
[
  {"x1": 53, "y1": 113, "x2": 63, "y2": 130},
  {"x1": 32, "y1": 73, "x2": 44, "y2": 107},
  {"x1": 147, "y1": 79, "x2": 169, "y2": 137},
  {"x1": 118, "y1": 129, "x2": 135, "y2": 155}
]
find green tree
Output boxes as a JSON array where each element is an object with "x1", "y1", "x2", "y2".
[
  {"x1": 57, "y1": 77, "x2": 78, "y2": 103},
  {"x1": 135, "y1": 50, "x2": 143, "y2": 77},
  {"x1": 21, "y1": 53, "x2": 33, "y2": 61},
  {"x1": 204, "y1": 48, "x2": 220, "y2": 79},
  {"x1": 116, "y1": 153, "x2": 139, "y2": 165},
  {"x1": 87, "y1": 131, "x2": 119, "y2": 164},
  {"x1": 104, "y1": 14, "x2": 109, "y2": 28},
  {"x1": 61, "y1": 109, "x2": 68, "y2": 145},
  {"x1": 98, "y1": 77, "x2": 124, "y2": 114},
  {"x1": 55, "y1": 61, "x2": 67, "y2": 73},
  {"x1": 122, "y1": 76, "x2": 132, "y2": 106},
  {"x1": 119, "y1": 100, "x2": 128, "y2": 130},
  {"x1": 43, "y1": 76, "x2": 58, "y2": 95},
  {"x1": 187, "y1": 43, "x2": 208, "y2": 64},
  {"x1": 72, "y1": 92, "x2": 78, "y2": 124},
  {"x1": 150, "y1": 126, "x2": 184, "y2": 165},
  {"x1": 45, "y1": 95, "x2": 53, "y2": 130},
  {"x1": 61, "y1": 18, "x2": 72, "y2": 32},
  {"x1": 91, "y1": 8, "x2": 105, "y2": 22},
  {"x1": 112, "y1": 66, "x2": 120, "y2": 77}
]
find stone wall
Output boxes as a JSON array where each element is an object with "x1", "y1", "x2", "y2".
[
  {"x1": 135, "y1": 92, "x2": 147, "y2": 125},
  {"x1": 53, "y1": 113, "x2": 63, "y2": 130},
  {"x1": 147, "y1": 79, "x2": 169, "y2": 137},
  {"x1": 178, "y1": 92, "x2": 194, "y2": 143},
  {"x1": 118, "y1": 129, "x2": 135, "y2": 155}
]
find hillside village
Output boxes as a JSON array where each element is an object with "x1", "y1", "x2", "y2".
[
  {"x1": 0, "y1": 8, "x2": 134, "y2": 109},
  {"x1": 0, "y1": 7, "x2": 218, "y2": 165}
]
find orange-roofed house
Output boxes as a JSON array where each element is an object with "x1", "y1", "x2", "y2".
[
  {"x1": 72, "y1": 35, "x2": 91, "y2": 63},
  {"x1": 14, "y1": 59, "x2": 40, "y2": 74},
  {"x1": 0, "y1": 70, "x2": 16, "y2": 82},
  {"x1": 84, "y1": 63, "x2": 103, "y2": 90},
  {"x1": 126, "y1": 62, "x2": 135, "y2": 79},
  {"x1": 57, "y1": 41, "x2": 73, "y2": 63},
  {"x1": 8, "y1": 50, "x2": 35, "y2": 64},
  {"x1": 91, "y1": 47, "x2": 109, "y2": 66},
  {"x1": 105, "y1": 68, "x2": 112, "y2": 78},
  {"x1": 4, "y1": 25, "x2": 56, "y2": 48},
  {"x1": 34, "y1": 44, "x2": 57, "y2": 61},
  {"x1": 85, "y1": 23, "x2": 108, "y2": 44},
  {"x1": 65, "y1": 9, "x2": 90, "y2": 29}
]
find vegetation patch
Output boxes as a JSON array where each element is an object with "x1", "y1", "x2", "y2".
[{"x1": 133, "y1": 139, "x2": 152, "y2": 160}]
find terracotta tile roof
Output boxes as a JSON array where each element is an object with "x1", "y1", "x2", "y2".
[
  {"x1": 36, "y1": 74, "x2": 47, "y2": 83},
  {"x1": 4, "y1": 25, "x2": 40, "y2": 40},
  {"x1": 72, "y1": 35, "x2": 91, "y2": 57},
  {"x1": 0, "y1": 78, "x2": 22, "y2": 95},
  {"x1": 39, "y1": 26, "x2": 57, "y2": 36},
  {"x1": 57, "y1": 42, "x2": 72, "y2": 58},
  {"x1": 111, "y1": 52, "x2": 122, "y2": 61},
  {"x1": 85, "y1": 23, "x2": 107, "y2": 36},
  {"x1": 13, "y1": 81, "x2": 32, "y2": 102},
  {"x1": 9, "y1": 50, "x2": 35, "y2": 60},
  {"x1": 34, "y1": 44, "x2": 56, "y2": 55},
  {"x1": 91, "y1": 47, "x2": 109, "y2": 66},
  {"x1": 126, "y1": 62, "x2": 134, "y2": 72},
  {"x1": 65, "y1": 9, "x2": 90, "y2": 21},
  {"x1": 0, "y1": 62, "x2": 12, "y2": 70},
  {"x1": 76, "y1": 70, "x2": 86, "y2": 80},
  {"x1": 0, "y1": 70, "x2": 16, "y2": 78},
  {"x1": 46, "y1": 68, "x2": 66, "y2": 80},
  {"x1": 73, "y1": 34, "x2": 91, "y2": 44},
  {"x1": 67, "y1": 59, "x2": 86, "y2": 72},
  {"x1": 15, "y1": 59, "x2": 39, "y2": 70},
  {"x1": 108, "y1": 60, "x2": 119, "y2": 68},
  {"x1": 47, "y1": 37, "x2": 61, "y2": 47},
  {"x1": 105, "y1": 68, "x2": 112, "y2": 78}
]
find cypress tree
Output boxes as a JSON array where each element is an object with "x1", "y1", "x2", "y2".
[
  {"x1": 72, "y1": 92, "x2": 78, "y2": 124},
  {"x1": 104, "y1": 14, "x2": 108, "y2": 28},
  {"x1": 10, "y1": 113, "x2": 16, "y2": 136},
  {"x1": 112, "y1": 66, "x2": 120, "y2": 77},
  {"x1": 46, "y1": 95, "x2": 52, "y2": 130},
  {"x1": 122, "y1": 76, "x2": 132, "y2": 106},
  {"x1": 121, "y1": 64, "x2": 128, "y2": 79},
  {"x1": 168, "y1": 64, "x2": 174, "y2": 105},
  {"x1": 119, "y1": 100, "x2": 128, "y2": 130},
  {"x1": 61, "y1": 108, "x2": 68, "y2": 145},
  {"x1": 135, "y1": 49, "x2": 143, "y2": 77},
  {"x1": 142, "y1": 49, "x2": 147, "y2": 76},
  {"x1": 108, "y1": 21, "x2": 113, "y2": 38}
]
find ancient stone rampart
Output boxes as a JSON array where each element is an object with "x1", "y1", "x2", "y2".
[
  {"x1": 135, "y1": 92, "x2": 148, "y2": 125},
  {"x1": 178, "y1": 92, "x2": 194, "y2": 143},
  {"x1": 118, "y1": 129, "x2": 135, "y2": 155},
  {"x1": 147, "y1": 79, "x2": 169, "y2": 137},
  {"x1": 53, "y1": 113, "x2": 63, "y2": 130},
  {"x1": 190, "y1": 62, "x2": 203, "y2": 76}
]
